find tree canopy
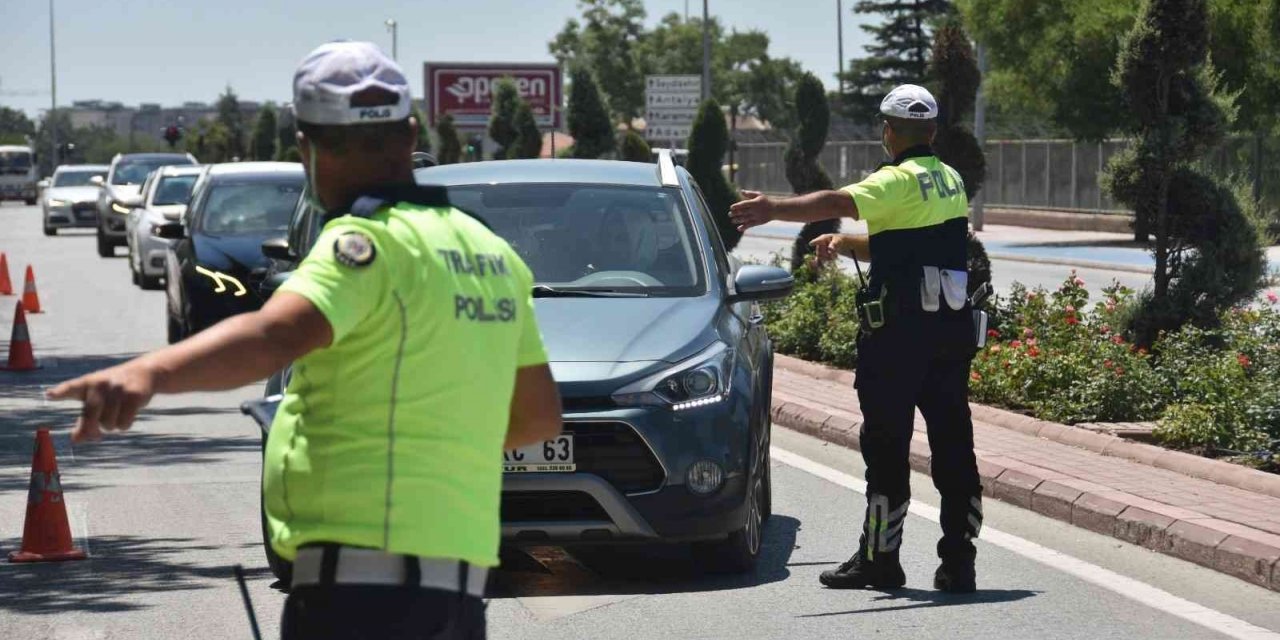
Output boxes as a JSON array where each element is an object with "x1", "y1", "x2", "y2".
[
  {"x1": 551, "y1": 3, "x2": 807, "y2": 130},
  {"x1": 840, "y1": 0, "x2": 955, "y2": 121}
]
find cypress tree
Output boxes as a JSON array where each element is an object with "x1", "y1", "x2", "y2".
[
  {"x1": 511, "y1": 102, "x2": 544, "y2": 159},
  {"x1": 618, "y1": 129, "x2": 651, "y2": 162},
  {"x1": 412, "y1": 105, "x2": 432, "y2": 154},
  {"x1": 928, "y1": 19, "x2": 990, "y2": 294},
  {"x1": 784, "y1": 73, "x2": 839, "y2": 272},
  {"x1": 1103, "y1": 0, "x2": 1267, "y2": 346},
  {"x1": 687, "y1": 98, "x2": 742, "y2": 251},
  {"x1": 435, "y1": 115, "x2": 462, "y2": 165},
  {"x1": 488, "y1": 78, "x2": 521, "y2": 160},
  {"x1": 567, "y1": 67, "x2": 615, "y2": 159},
  {"x1": 249, "y1": 104, "x2": 278, "y2": 161}
]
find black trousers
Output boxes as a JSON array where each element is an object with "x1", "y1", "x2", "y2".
[
  {"x1": 853, "y1": 306, "x2": 983, "y2": 562},
  {"x1": 281, "y1": 585, "x2": 486, "y2": 640}
]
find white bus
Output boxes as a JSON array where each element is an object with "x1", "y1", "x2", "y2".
[{"x1": 0, "y1": 145, "x2": 38, "y2": 205}]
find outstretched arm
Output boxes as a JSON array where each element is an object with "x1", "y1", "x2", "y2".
[
  {"x1": 729, "y1": 189, "x2": 858, "y2": 231},
  {"x1": 47, "y1": 292, "x2": 332, "y2": 442}
]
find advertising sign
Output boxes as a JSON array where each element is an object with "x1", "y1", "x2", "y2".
[
  {"x1": 425, "y1": 63, "x2": 563, "y2": 129},
  {"x1": 645, "y1": 75, "x2": 702, "y2": 144}
]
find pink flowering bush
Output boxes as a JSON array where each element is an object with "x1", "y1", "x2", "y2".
[{"x1": 971, "y1": 273, "x2": 1162, "y2": 424}]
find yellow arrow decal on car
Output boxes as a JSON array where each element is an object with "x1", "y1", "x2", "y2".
[{"x1": 195, "y1": 266, "x2": 247, "y2": 297}]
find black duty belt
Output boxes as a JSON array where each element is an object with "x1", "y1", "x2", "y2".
[{"x1": 292, "y1": 545, "x2": 487, "y2": 596}]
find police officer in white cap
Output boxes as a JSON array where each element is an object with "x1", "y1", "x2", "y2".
[
  {"x1": 731, "y1": 84, "x2": 983, "y2": 593},
  {"x1": 48, "y1": 41, "x2": 562, "y2": 638}
]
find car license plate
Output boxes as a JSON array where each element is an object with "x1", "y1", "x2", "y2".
[{"x1": 503, "y1": 435, "x2": 574, "y2": 473}]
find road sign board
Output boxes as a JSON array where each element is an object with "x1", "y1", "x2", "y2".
[
  {"x1": 425, "y1": 62, "x2": 563, "y2": 129},
  {"x1": 645, "y1": 74, "x2": 701, "y2": 143}
]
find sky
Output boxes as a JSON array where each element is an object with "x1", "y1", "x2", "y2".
[{"x1": 0, "y1": 0, "x2": 873, "y2": 118}]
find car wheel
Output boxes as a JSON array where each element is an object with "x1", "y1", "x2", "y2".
[
  {"x1": 24, "y1": 198, "x2": 36, "y2": 206},
  {"x1": 695, "y1": 423, "x2": 769, "y2": 574},
  {"x1": 96, "y1": 227, "x2": 113, "y2": 258},
  {"x1": 43, "y1": 225, "x2": 55, "y2": 236},
  {"x1": 141, "y1": 275, "x2": 164, "y2": 291}
]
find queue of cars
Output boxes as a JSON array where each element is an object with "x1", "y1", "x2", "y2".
[{"x1": 43, "y1": 149, "x2": 793, "y2": 579}]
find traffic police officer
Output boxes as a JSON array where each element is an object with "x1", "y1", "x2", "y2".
[
  {"x1": 50, "y1": 41, "x2": 564, "y2": 638},
  {"x1": 730, "y1": 84, "x2": 983, "y2": 593}
]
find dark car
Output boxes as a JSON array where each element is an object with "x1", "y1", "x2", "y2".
[
  {"x1": 95, "y1": 152, "x2": 198, "y2": 257},
  {"x1": 158, "y1": 162, "x2": 303, "y2": 343},
  {"x1": 254, "y1": 152, "x2": 792, "y2": 580}
]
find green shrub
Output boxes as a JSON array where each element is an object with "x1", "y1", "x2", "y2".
[
  {"x1": 785, "y1": 73, "x2": 840, "y2": 272},
  {"x1": 763, "y1": 261, "x2": 860, "y2": 368},
  {"x1": 435, "y1": 115, "x2": 462, "y2": 165},
  {"x1": 567, "y1": 67, "x2": 615, "y2": 159},
  {"x1": 687, "y1": 98, "x2": 742, "y2": 251},
  {"x1": 618, "y1": 129, "x2": 651, "y2": 162},
  {"x1": 510, "y1": 102, "x2": 543, "y2": 159}
]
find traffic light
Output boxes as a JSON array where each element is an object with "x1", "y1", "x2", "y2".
[{"x1": 163, "y1": 125, "x2": 183, "y2": 149}]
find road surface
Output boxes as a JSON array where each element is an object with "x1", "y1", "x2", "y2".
[{"x1": 2, "y1": 202, "x2": 1279, "y2": 639}]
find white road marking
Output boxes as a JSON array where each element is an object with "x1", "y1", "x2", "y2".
[{"x1": 771, "y1": 446, "x2": 1280, "y2": 640}]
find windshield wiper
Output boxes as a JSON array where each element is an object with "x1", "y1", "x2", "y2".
[{"x1": 532, "y1": 285, "x2": 649, "y2": 298}]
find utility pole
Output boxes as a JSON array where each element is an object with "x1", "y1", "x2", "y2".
[
  {"x1": 701, "y1": 0, "x2": 711, "y2": 102},
  {"x1": 972, "y1": 43, "x2": 988, "y2": 231},
  {"x1": 49, "y1": 0, "x2": 58, "y2": 174},
  {"x1": 385, "y1": 19, "x2": 398, "y2": 60},
  {"x1": 685, "y1": 0, "x2": 689, "y2": 21},
  {"x1": 837, "y1": 0, "x2": 845, "y2": 96}
]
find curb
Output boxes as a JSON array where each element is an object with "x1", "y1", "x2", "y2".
[
  {"x1": 985, "y1": 252, "x2": 1155, "y2": 275},
  {"x1": 771, "y1": 356, "x2": 1280, "y2": 592},
  {"x1": 982, "y1": 207, "x2": 1135, "y2": 234}
]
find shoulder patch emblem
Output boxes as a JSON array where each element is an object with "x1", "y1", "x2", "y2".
[{"x1": 334, "y1": 232, "x2": 376, "y2": 267}]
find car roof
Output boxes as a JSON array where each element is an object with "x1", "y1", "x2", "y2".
[
  {"x1": 414, "y1": 159, "x2": 666, "y2": 188},
  {"x1": 55, "y1": 164, "x2": 109, "y2": 173},
  {"x1": 204, "y1": 162, "x2": 304, "y2": 178}
]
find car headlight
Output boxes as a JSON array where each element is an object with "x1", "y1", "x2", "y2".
[
  {"x1": 110, "y1": 201, "x2": 132, "y2": 214},
  {"x1": 47, "y1": 198, "x2": 70, "y2": 207},
  {"x1": 612, "y1": 342, "x2": 735, "y2": 410}
]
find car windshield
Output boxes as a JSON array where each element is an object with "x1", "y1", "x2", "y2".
[
  {"x1": 153, "y1": 175, "x2": 198, "y2": 206},
  {"x1": 53, "y1": 170, "x2": 105, "y2": 187},
  {"x1": 111, "y1": 158, "x2": 189, "y2": 185},
  {"x1": 0, "y1": 151, "x2": 32, "y2": 175},
  {"x1": 199, "y1": 178, "x2": 303, "y2": 236},
  {"x1": 446, "y1": 184, "x2": 706, "y2": 296}
]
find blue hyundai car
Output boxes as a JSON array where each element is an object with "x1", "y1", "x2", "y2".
[{"x1": 254, "y1": 152, "x2": 793, "y2": 577}]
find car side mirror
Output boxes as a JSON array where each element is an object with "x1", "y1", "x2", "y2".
[
  {"x1": 261, "y1": 237, "x2": 295, "y2": 261},
  {"x1": 89, "y1": 175, "x2": 104, "y2": 186},
  {"x1": 36, "y1": 179, "x2": 50, "y2": 190},
  {"x1": 153, "y1": 222, "x2": 185, "y2": 240},
  {"x1": 162, "y1": 206, "x2": 186, "y2": 222},
  {"x1": 727, "y1": 265, "x2": 794, "y2": 304},
  {"x1": 261, "y1": 271, "x2": 293, "y2": 296}
]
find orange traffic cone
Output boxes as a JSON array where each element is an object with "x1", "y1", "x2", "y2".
[
  {"x1": 0, "y1": 253, "x2": 12, "y2": 296},
  {"x1": 1, "y1": 301, "x2": 39, "y2": 371},
  {"x1": 20, "y1": 265, "x2": 41, "y2": 314},
  {"x1": 8, "y1": 428, "x2": 86, "y2": 563}
]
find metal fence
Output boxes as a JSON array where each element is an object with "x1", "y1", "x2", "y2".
[{"x1": 736, "y1": 137, "x2": 1279, "y2": 215}]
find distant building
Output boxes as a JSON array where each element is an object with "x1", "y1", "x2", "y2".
[{"x1": 64, "y1": 100, "x2": 267, "y2": 143}]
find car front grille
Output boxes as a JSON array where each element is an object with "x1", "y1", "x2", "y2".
[
  {"x1": 564, "y1": 421, "x2": 665, "y2": 494},
  {"x1": 501, "y1": 491, "x2": 608, "y2": 522},
  {"x1": 72, "y1": 203, "x2": 96, "y2": 220}
]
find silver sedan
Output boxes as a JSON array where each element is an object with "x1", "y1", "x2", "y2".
[
  {"x1": 41, "y1": 164, "x2": 108, "y2": 235},
  {"x1": 126, "y1": 165, "x2": 203, "y2": 289}
]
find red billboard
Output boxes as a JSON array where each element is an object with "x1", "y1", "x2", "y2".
[{"x1": 425, "y1": 63, "x2": 563, "y2": 130}]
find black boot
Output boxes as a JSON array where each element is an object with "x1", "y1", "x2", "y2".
[
  {"x1": 934, "y1": 540, "x2": 976, "y2": 593},
  {"x1": 819, "y1": 550, "x2": 906, "y2": 590}
]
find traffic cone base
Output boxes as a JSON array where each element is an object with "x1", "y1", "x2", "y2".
[
  {"x1": 1, "y1": 302, "x2": 39, "y2": 371},
  {"x1": 7, "y1": 429, "x2": 86, "y2": 563},
  {"x1": 20, "y1": 265, "x2": 41, "y2": 314},
  {"x1": 0, "y1": 253, "x2": 12, "y2": 296}
]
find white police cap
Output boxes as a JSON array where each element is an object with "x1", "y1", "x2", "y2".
[
  {"x1": 292, "y1": 41, "x2": 411, "y2": 126},
  {"x1": 880, "y1": 84, "x2": 939, "y2": 120}
]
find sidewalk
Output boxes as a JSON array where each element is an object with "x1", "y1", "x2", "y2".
[{"x1": 770, "y1": 354, "x2": 1280, "y2": 592}]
